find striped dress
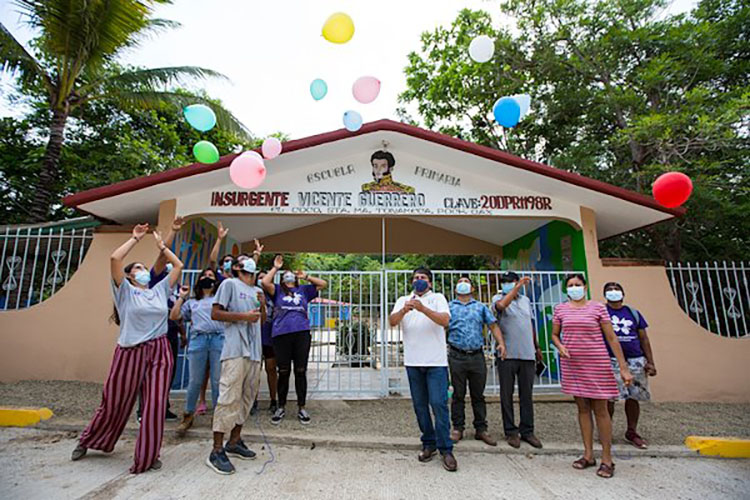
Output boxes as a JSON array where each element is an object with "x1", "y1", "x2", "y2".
[{"x1": 553, "y1": 301, "x2": 618, "y2": 399}]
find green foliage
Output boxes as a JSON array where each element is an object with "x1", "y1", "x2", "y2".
[{"x1": 399, "y1": 0, "x2": 750, "y2": 261}]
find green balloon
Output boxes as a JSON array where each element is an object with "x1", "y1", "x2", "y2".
[{"x1": 193, "y1": 140, "x2": 219, "y2": 164}]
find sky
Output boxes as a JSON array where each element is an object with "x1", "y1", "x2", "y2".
[{"x1": 0, "y1": 0, "x2": 698, "y2": 140}]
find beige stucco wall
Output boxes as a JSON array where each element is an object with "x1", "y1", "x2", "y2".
[{"x1": 580, "y1": 207, "x2": 750, "y2": 402}]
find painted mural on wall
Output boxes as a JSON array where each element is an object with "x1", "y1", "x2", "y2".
[
  {"x1": 501, "y1": 221, "x2": 587, "y2": 382},
  {"x1": 170, "y1": 218, "x2": 240, "y2": 271}
]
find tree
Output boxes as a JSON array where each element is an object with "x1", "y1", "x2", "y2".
[
  {"x1": 399, "y1": 0, "x2": 749, "y2": 261},
  {"x1": 0, "y1": 0, "x2": 250, "y2": 222}
]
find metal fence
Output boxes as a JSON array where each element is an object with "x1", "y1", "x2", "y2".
[
  {"x1": 172, "y1": 269, "x2": 575, "y2": 398},
  {"x1": 0, "y1": 226, "x2": 94, "y2": 310},
  {"x1": 666, "y1": 262, "x2": 749, "y2": 338}
]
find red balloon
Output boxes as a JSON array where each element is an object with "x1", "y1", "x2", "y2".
[{"x1": 652, "y1": 172, "x2": 693, "y2": 208}]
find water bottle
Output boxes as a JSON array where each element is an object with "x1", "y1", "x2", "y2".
[{"x1": 447, "y1": 384, "x2": 454, "y2": 399}]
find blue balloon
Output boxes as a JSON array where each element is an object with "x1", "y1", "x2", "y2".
[
  {"x1": 343, "y1": 110, "x2": 363, "y2": 132},
  {"x1": 492, "y1": 97, "x2": 521, "y2": 128},
  {"x1": 183, "y1": 104, "x2": 217, "y2": 132},
  {"x1": 310, "y1": 78, "x2": 328, "y2": 101}
]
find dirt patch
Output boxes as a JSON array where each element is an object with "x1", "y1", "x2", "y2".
[{"x1": 2, "y1": 380, "x2": 748, "y2": 446}]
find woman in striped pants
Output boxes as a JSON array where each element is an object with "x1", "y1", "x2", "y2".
[{"x1": 71, "y1": 223, "x2": 183, "y2": 474}]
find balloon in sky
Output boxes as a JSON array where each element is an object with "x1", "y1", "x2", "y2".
[
  {"x1": 511, "y1": 94, "x2": 531, "y2": 118},
  {"x1": 322, "y1": 12, "x2": 355, "y2": 44},
  {"x1": 343, "y1": 110, "x2": 363, "y2": 132},
  {"x1": 261, "y1": 137, "x2": 282, "y2": 160},
  {"x1": 183, "y1": 104, "x2": 216, "y2": 132},
  {"x1": 492, "y1": 97, "x2": 521, "y2": 128},
  {"x1": 230, "y1": 153, "x2": 266, "y2": 189},
  {"x1": 193, "y1": 140, "x2": 219, "y2": 164},
  {"x1": 468, "y1": 35, "x2": 494, "y2": 63},
  {"x1": 652, "y1": 172, "x2": 693, "y2": 208},
  {"x1": 310, "y1": 78, "x2": 328, "y2": 100},
  {"x1": 352, "y1": 76, "x2": 381, "y2": 104}
]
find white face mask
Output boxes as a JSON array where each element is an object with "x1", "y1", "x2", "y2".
[
  {"x1": 283, "y1": 272, "x2": 295, "y2": 284},
  {"x1": 605, "y1": 290, "x2": 624, "y2": 302},
  {"x1": 567, "y1": 285, "x2": 585, "y2": 301},
  {"x1": 455, "y1": 282, "x2": 471, "y2": 295},
  {"x1": 134, "y1": 269, "x2": 150, "y2": 286}
]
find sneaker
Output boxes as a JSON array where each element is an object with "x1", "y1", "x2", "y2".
[
  {"x1": 269, "y1": 400, "x2": 278, "y2": 414},
  {"x1": 224, "y1": 439, "x2": 257, "y2": 460},
  {"x1": 165, "y1": 409, "x2": 178, "y2": 421},
  {"x1": 250, "y1": 400, "x2": 259, "y2": 416},
  {"x1": 206, "y1": 449, "x2": 235, "y2": 475},
  {"x1": 71, "y1": 444, "x2": 87, "y2": 461},
  {"x1": 196, "y1": 402, "x2": 207, "y2": 416},
  {"x1": 271, "y1": 407, "x2": 286, "y2": 425},
  {"x1": 176, "y1": 413, "x2": 194, "y2": 437},
  {"x1": 297, "y1": 408, "x2": 311, "y2": 425}
]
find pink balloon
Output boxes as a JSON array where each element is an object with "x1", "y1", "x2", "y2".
[
  {"x1": 229, "y1": 154, "x2": 266, "y2": 189},
  {"x1": 241, "y1": 150, "x2": 263, "y2": 161},
  {"x1": 261, "y1": 137, "x2": 282, "y2": 160},
  {"x1": 352, "y1": 76, "x2": 381, "y2": 104}
]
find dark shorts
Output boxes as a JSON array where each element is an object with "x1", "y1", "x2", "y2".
[{"x1": 262, "y1": 344, "x2": 275, "y2": 360}]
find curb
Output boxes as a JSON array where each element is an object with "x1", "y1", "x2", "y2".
[
  {"x1": 36, "y1": 421, "x2": 701, "y2": 459},
  {"x1": 684, "y1": 436, "x2": 750, "y2": 458},
  {"x1": 0, "y1": 407, "x2": 54, "y2": 427}
]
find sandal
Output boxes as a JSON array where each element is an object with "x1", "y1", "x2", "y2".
[
  {"x1": 625, "y1": 431, "x2": 648, "y2": 449},
  {"x1": 596, "y1": 462, "x2": 615, "y2": 478},
  {"x1": 572, "y1": 457, "x2": 596, "y2": 470}
]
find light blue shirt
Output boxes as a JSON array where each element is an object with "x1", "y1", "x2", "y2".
[
  {"x1": 447, "y1": 298, "x2": 496, "y2": 351},
  {"x1": 181, "y1": 296, "x2": 224, "y2": 334}
]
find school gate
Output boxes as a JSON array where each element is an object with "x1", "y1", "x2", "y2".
[{"x1": 171, "y1": 269, "x2": 578, "y2": 398}]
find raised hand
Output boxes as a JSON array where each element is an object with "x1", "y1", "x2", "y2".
[
  {"x1": 254, "y1": 238, "x2": 264, "y2": 254},
  {"x1": 519, "y1": 276, "x2": 532, "y2": 286},
  {"x1": 133, "y1": 223, "x2": 149, "y2": 240},
  {"x1": 172, "y1": 216, "x2": 185, "y2": 232},
  {"x1": 273, "y1": 254, "x2": 284, "y2": 270},
  {"x1": 294, "y1": 269, "x2": 306, "y2": 280},
  {"x1": 179, "y1": 285, "x2": 190, "y2": 299},
  {"x1": 153, "y1": 230, "x2": 166, "y2": 251},
  {"x1": 218, "y1": 221, "x2": 229, "y2": 239}
]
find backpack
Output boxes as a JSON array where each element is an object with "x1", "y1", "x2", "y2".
[{"x1": 625, "y1": 305, "x2": 640, "y2": 327}]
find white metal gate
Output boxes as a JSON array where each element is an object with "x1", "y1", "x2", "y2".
[{"x1": 173, "y1": 269, "x2": 576, "y2": 398}]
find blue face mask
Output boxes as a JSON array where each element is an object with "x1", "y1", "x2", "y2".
[
  {"x1": 134, "y1": 270, "x2": 151, "y2": 286},
  {"x1": 223, "y1": 260, "x2": 232, "y2": 272},
  {"x1": 413, "y1": 279, "x2": 429, "y2": 294},
  {"x1": 567, "y1": 286, "x2": 585, "y2": 301},
  {"x1": 166, "y1": 263, "x2": 173, "y2": 273},
  {"x1": 501, "y1": 282, "x2": 515, "y2": 294},
  {"x1": 456, "y1": 282, "x2": 471, "y2": 295},
  {"x1": 605, "y1": 290, "x2": 623, "y2": 302}
]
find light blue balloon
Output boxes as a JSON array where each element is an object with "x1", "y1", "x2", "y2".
[
  {"x1": 183, "y1": 104, "x2": 217, "y2": 132},
  {"x1": 343, "y1": 110, "x2": 363, "y2": 132},
  {"x1": 310, "y1": 79, "x2": 328, "y2": 101},
  {"x1": 492, "y1": 97, "x2": 521, "y2": 128}
]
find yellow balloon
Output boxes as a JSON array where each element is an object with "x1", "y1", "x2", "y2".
[{"x1": 322, "y1": 12, "x2": 355, "y2": 44}]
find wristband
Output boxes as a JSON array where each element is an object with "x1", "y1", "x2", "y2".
[{"x1": 133, "y1": 236, "x2": 141, "y2": 242}]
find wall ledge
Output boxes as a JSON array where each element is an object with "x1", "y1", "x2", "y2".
[{"x1": 601, "y1": 258, "x2": 666, "y2": 267}]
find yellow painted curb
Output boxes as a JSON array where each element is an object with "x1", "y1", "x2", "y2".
[
  {"x1": 685, "y1": 436, "x2": 750, "y2": 458},
  {"x1": 0, "y1": 407, "x2": 54, "y2": 427}
]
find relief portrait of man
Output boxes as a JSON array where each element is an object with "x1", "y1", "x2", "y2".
[{"x1": 360, "y1": 150, "x2": 415, "y2": 193}]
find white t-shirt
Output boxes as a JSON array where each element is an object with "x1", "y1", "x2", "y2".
[
  {"x1": 111, "y1": 276, "x2": 171, "y2": 348},
  {"x1": 392, "y1": 291, "x2": 451, "y2": 367}
]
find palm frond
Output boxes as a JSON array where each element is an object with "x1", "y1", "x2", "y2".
[
  {"x1": 103, "y1": 66, "x2": 228, "y2": 90},
  {"x1": 101, "y1": 89, "x2": 251, "y2": 139},
  {"x1": 0, "y1": 21, "x2": 53, "y2": 93}
]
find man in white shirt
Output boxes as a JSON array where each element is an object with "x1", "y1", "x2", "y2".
[{"x1": 389, "y1": 268, "x2": 456, "y2": 472}]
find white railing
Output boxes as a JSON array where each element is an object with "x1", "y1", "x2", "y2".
[
  {"x1": 0, "y1": 225, "x2": 95, "y2": 310},
  {"x1": 666, "y1": 262, "x2": 749, "y2": 338}
]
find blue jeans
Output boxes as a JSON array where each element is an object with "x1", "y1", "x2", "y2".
[
  {"x1": 185, "y1": 331, "x2": 224, "y2": 413},
  {"x1": 406, "y1": 366, "x2": 453, "y2": 454}
]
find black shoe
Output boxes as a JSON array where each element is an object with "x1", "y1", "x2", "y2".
[
  {"x1": 271, "y1": 407, "x2": 286, "y2": 425},
  {"x1": 250, "y1": 400, "x2": 259, "y2": 416},
  {"x1": 165, "y1": 409, "x2": 178, "y2": 421},
  {"x1": 224, "y1": 439, "x2": 257, "y2": 460},
  {"x1": 136, "y1": 413, "x2": 142, "y2": 424},
  {"x1": 297, "y1": 408, "x2": 311, "y2": 425},
  {"x1": 269, "y1": 400, "x2": 278, "y2": 414},
  {"x1": 71, "y1": 444, "x2": 87, "y2": 461},
  {"x1": 418, "y1": 447, "x2": 437, "y2": 463},
  {"x1": 149, "y1": 459, "x2": 162, "y2": 471},
  {"x1": 206, "y1": 449, "x2": 235, "y2": 475}
]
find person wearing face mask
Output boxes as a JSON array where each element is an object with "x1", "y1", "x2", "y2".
[
  {"x1": 551, "y1": 274, "x2": 633, "y2": 479},
  {"x1": 209, "y1": 221, "x2": 263, "y2": 284},
  {"x1": 71, "y1": 224, "x2": 184, "y2": 473},
  {"x1": 447, "y1": 277, "x2": 506, "y2": 447},
  {"x1": 261, "y1": 255, "x2": 328, "y2": 426},
  {"x1": 491, "y1": 272, "x2": 544, "y2": 449},
  {"x1": 170, "y1": 268, "x2": 225, "y2": 437},
  {"x1": 206, "y1": 255, "x2": 266, "y2": 475},
  {"x1": 603, "y1": 282, "x2": 656, "y2": 449},
  {"x1": 389, "y1": 268, "x2": 456, "y2": 472}
]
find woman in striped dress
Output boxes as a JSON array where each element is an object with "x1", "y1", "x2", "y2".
[{"x1": 552, "y1": 274, "x2": 633, "y2": 479}]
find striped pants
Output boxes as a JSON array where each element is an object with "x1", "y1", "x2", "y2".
[{"x1": 79, "y1": 335, "x2": 173, "y2": 474}]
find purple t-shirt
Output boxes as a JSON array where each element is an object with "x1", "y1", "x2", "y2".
[
  {"x1": 605, "y1": 304, "x2": 648, "y2": 359},
  {"x1": 270, "y1": 284, "x2": 318, "y2": 337}
]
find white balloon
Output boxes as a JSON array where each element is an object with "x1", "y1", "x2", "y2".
[
  {"x1": 468, "y1": 35, "x2": 495, "y2": 63},
  {"x1": 511, "y1": 94, "x2": 531, "y2": 118}
]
